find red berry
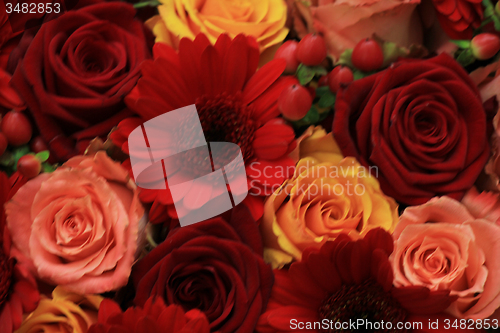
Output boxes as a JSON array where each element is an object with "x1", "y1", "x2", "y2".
[
  {"x1": 296, "y1": 33, "x2": 327, "y2": 66},
  {"x1": 1, "y1": 111, "x2": 32, "y2": 146},
  {"x1": 274, "y1": 41, "x2": 300, "y2": 74},
  {"x1": 0, "y1": 133, "x2": 7, "y2": 156},
  {"x1": 327, "y1": 66, "x2": 354, "y2": 93},
  {"x1": 471, "y1": 33, "x2": 500, "y2": 60},
  {"x1": 17, "y1": 155, "x2": 41, "y2": 179},
  {"x1": 278, "y1": 83, "x2": 313, "y2": 121},
  {"x1": 30, "y1": 136, "x2": 49, "y2": 154},
  {"x1": 351, "y1": 38, "x2": 384, "y2": 72}
]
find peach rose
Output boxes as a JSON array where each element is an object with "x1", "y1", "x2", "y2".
[
  {"x1": 391, "y1": 196, "x2": 500, "y2": 319},
  {"x1": 146, "y1": 0, "x2": 288, "y2": 53},
  {"x1": 287, "y1": 0, "x2": 423, "y2": 60},
  {"x1": 16, "y1": 286, "x2": 102, "y2": 333},
  {"x1": 260, "y1": 127, "x2": 398, "y2": 268},
  {"x1": 6, "y1": 151, "x2": 145, "y2": 294}
]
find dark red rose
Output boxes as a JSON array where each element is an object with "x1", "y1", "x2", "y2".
[
  {"x1": 10, "y1": 0, "x2": 150, "y2": 161},
  {"x1": 131, "y1": 205, "x2": 273, "y2": 333},
  {"x1": 432, "y1": 0, "x2": 483, "y2": 40},
  {"x1": 333, "y1": 54, "x2": 489, "y2": 206}
]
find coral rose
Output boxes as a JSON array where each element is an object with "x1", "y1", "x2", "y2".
[
  {"x1": 260, "y1": 127, "x2": 398, "y2": 268},
  {"x1": 391, "y1": 196, "x2": 500, "y2": 319},
  {"x1": 286, "y1": 0, "x2": 423, "y2": 60},
  {"x1": 15, "y1": 286, "x2": 102, "y2": 333},
  {"x1": 146, "y1": 0, "x2": 288, "y2": 52},
  {"x1": 6, "y1": 151, "x2": 145, "y2": 294}
]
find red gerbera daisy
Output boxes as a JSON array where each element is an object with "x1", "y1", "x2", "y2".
[
  {"x1": 112, "y1": 33, "x2": 297, "y2": 223},
  {"x1": 88, "y1": 297, "x2": 210, "y2": 333},
  {"x1": 256, "y1": 228, "x2": 464, "y2": 333},
  {"x1": 0, "y1": 171, "x2": 39, "y2": 333}
]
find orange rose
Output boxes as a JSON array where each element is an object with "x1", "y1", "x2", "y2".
[
  {"x1": 287, "y1": 0, "x2": 423, "y2": 60},
  {"x1": 6, "y1": 152, "x2": 145, "y2": 294},
  {"x1": 260, "y1": 127, "x2": 398, "y2": 268},
  {"x1": 15, "y1": 286, "x2": 102, "y2": 333},
  {"x1": 146, "y1": 0, "x2": 288, "y2": 52}
]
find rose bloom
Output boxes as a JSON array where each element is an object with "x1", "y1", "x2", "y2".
[
  {"x1": 260, "y1": 127, "x2": 398, "y2": 268},
  {"x1": 15, "y1": 286, "x2": 102, "y2": 333},
  {"x1": 286, "y1": 0, "x2": 422, "y2": 60},
  {"x1": 333, "y1": 53, "x2": 490, "y2": 206},
  {"x1": 6, "y1": 151, "x2": 146, "y2": 294},
  {"x1": 10, "y1": 0, "x2": 150, "y2": 161},
  {"x1": 391, "y1": 196, "x2": 500, "y2": 319},
  {"x1": 89, "y1": 297, "x2": 210, "y2": 333},
  {"x1": 132, "y1": 205, "x2": 273, "y2": 333},
  {"x1": 146, "y1": 0, "x2": 288, "y2": 52},
  {"x1": 0, "y1": 68, "x2": 25, "y2": 113}
]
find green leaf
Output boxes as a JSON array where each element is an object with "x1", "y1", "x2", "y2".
[
  {"x1": 12, "y1": 146, "x2": 30, "y2": 163},
  {"x1": 315, "y1": 86, "x2": 330, "y2": 96},
  {"x1": 302, "y1": 105, "x2": 320, "y2": 124},
  {"x1": 317, "y1": 91, "x2": 336, "y2": 108},
  {"x1": 353, "y1": 70, "x2": 367, "y2": 80},
  {"x1": 484, "y1": 5, "x2": 495, "y2": 17},
  {"x1": 337, "y1": 49, "x2": 353, "y2": 67},
  {"x1": 133, "y1": 0, "x2": 161, "y2": 8},
  {"x1": 35, "y1": 151, "x2": 50, "y2": 163},
  {"x1": 42, "y1": 163, "x2": 56, "y2": 173},
  {"x1": 0, "y1": 152, "x2": 14, "y2": 167},
  {"x1": 450, "y1": 40, "x2": 471, "y2": 49},
  {"x1": 295, "y1": 64, "x2": 327, "y2": 85},
  {"x1": 492, "y1": 15, "x2": 500, "y2": 31},
  {"x1": 456, "y1": 49, "x2": 476, "y2": 67}
]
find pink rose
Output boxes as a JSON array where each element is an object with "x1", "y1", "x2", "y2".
[
  {"x1": 287, "y1": 0, "x2": 423, "y2": 60},
  {"x1": 391, "y1": 197, "x2": 500, "y2": 319},
  {"x1": 6, "y1": 151, "x2": 145, "y2": 294}
]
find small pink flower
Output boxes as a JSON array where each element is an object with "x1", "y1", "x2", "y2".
[{"x1": 6, "y1": 152, "x2": 145, "y2": 294}]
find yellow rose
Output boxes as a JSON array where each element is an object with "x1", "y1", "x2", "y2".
[
  {"x1": 147, "y1": 0, "x2": 289, "y2": 52},
  {"x1": 260, "y1": 127, "x2": 398, "y2": 268},
  {"x1": 15, "y1": 287, "x2": 102, "y2": 333}
]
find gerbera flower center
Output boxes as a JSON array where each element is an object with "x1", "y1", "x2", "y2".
[
  {"x1": 318, "y1": 279, "x2": 407, "y2": 332},
  {"x1": 196, "y1": 92, "x2": 256, "y2": 161},
  {"x1": 172, "y1": 93, "x2": 256, "y2": 179},
  {"x1": 0, "y1": 247, "x2": 14, "y2": 307}
]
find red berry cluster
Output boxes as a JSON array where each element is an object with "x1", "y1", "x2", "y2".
[
  {"x1": 0, "y1": 111, "x2": 45, "y2": 179},
  {"x1": 274, "y1": 33, "x2": 328, "y2": 121}
]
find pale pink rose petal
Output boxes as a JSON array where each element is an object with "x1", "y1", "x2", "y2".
[{"x1": 462, "y1": 187, "x2": 500, "y2": 224}]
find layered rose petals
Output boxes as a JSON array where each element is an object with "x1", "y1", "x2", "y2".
[
  {"x1": 10, "y1": 0, "x2": 150, "y2": 161},
  {"x1": 6, "y1": 152, "x2": 145, "y2": 294},
  {"x1": 333, "y1": 54, "x2": 490, "y2": 205},
  {"x1": 132, "y1": 210, "x2": 273, "y2": 333},
  {"x1": 89, "y1": 297, "x2": 210, "y2": 333},
  {"x1": 260, "y1": 128, "x2": 399, "y2": 268},
  {"x1": 391, "y1": 197, "x2": 500, "y2": 319}
]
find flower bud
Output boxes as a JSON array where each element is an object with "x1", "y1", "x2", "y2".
[{"x1": 471, "y1": 33, "x2": 500, "y2": 60}]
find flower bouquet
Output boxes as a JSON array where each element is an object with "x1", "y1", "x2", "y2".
[{"x1": 1, "y1": 0, "x2": 500, "y2": 332}]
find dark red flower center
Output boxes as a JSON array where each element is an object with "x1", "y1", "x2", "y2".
[
  {"x1": 319, "y1": 279, "x2": 407, "y2": 332},
  {"x1": 196, "y1": 92, "x2": 256, "y2": 162},
  {"x1": 0, "y1": 247, "x2": 14, "y2": 308},
  {"x1": 173, "y1": 93, "x2": 256, "y2": 179}
]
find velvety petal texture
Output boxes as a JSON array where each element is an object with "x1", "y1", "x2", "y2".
[
  {"x1": 10, "y1": 0, "x2": 150, "y2": 161},
  {"x1": 391, "y1": 196, "x2": 500, "y2": 319},
  {"x1": 333, "y1": 54, "x2": 489, "y2": 205},
  {"x1": 6, "y1": 152, "x2": 145, "y2": 294},
  {"x1": 132, "y1": 206, "x2": 273, "y2": 333}
]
